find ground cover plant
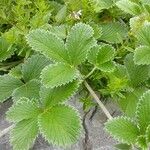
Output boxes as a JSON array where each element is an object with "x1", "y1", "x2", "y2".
[{"x1": 0, "y1": 0, "x2": 150, "y2": 150}]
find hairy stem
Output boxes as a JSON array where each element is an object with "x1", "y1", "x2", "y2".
[
  {"x1": 84, "y1": 81, "x2": 113, "y2": 120},
  {"x1": 0, "y1": 124, "x2": 14, "y2": 138}
]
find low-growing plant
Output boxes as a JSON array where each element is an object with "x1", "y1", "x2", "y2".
[{"x1": 0, "y1": 0, "x2": 150, "y2": 150}]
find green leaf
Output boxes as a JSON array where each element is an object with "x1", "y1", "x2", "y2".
[
  {"x1": 115, "y1": 143, "x2": 132, "y2": 150},
  {"x1": 0, "y1": 75, "x2": 23, "y2": 102},
  {"x1": 12, "y1": 80, "x2": 41, "y2": 101},
  {"x1": 41, "y1": 63, "x2": 79, "y2": 88},
  {"x1": 136, "y1": 22, "x2": 150, "y2": 46},
  {"x1": 66, "y1": 23, "x2": 96, "y2": 66},
  {"x1": 124, "y1": 54, "x2": 149, "y2": 87},
  {"x1": 116, "y1": 0, "x2": 141, "y2": 15},
  {"x1": 9, "y1": 64, "x2": 23, "y2": 79},
  {"x1": 38, "y1": 104, "x2": 81, "y2": 147},
  {"x1": 48, "y1": 25, "x2": 67, "y2": 39},
  {"x1": 26, "y1": 29, "x2": 68, "y2": 63},
  {"x1": 10, "y1": 119, "x2": 38, "y2": 150},
  {"x1": 146, "y1": 125, "x2": 150, "y2": 143},
  {"x1": 40, "y1": 81, "x2": 80, "y2": 108},
  {"x1": 136, "y1": 135, "x2": 147, "y2": 149},
  {"x1": 134, "y1": 46, "x2": 150, "y2": 65},
  {"x1": 7, "y1": 99, "x2": 40, "y2": 122},
  {"x1": 0, "y1": 37, "x2": 14, "y2": 62},
  {"x1": 96, "y1": 44, "x2": 115, "y2": 65},
  {"x1": 97, "y1": 61, "x2": 116, "y2": 72},
  {"x1": 118, "y1": 88, "x2": 147, "y2": 117},
  {"x1": 22, "y1": 54, "x2": 51, "y2": 82},
  {"x1": 55, "y1": 5, "x2": 67, "y2": 23},
  {"x1": 89, "y1": 0, "x2": 114, "y2": 12},
  {"x1": 105, "y1": 117, "x2": 139, "y2": 144},
  {"x1": 87, "y1": 45, "x2": 99, "y2": 65},
  {"x1": 100, "y1": 22, "x2": 128, "y2": 43},
  {"x1": 136, "y1": 90, "x2": 150, "y2": 132}
]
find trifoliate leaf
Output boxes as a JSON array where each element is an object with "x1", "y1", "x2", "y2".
[
  {"x1": 22, "y1": 54, "x2": 51, "y2": 82},
  {"x1": 134, "y1": 46, "x2": 150, "y2": 65},
  {"x1": 136, "y1": 90, "x2": 150, "y2": 132},
  {"x1": 0, "y1": 37, "x2": 14, "y2": 62},
  {"x1": 100, "y1": 22, "x2": 128, "y2": 43},
  {"x1": 136, "y1": 22, "x2": 150, "y2": 46},
  {"x1": 40, "y1": 81, "x2": 80, "y2": 108},
  {"x1": 116, "y1": 0, "x2": 141, "y2": 15},
  {"x1": 26, "y1": 29, "x2": 68, "y2": 63},
  {"x1": 124, "y1": 54, "x2": 149, "y2": 87},
  {"x1": 0, "y1": 75, "x2": 23, "y2": 102},
  {"x1": 12, "y1": 80, "x2": 41, "y2": 101},
  {"x1": 38, "y1": 104, "x2": 81, "y2": 147},
  {"x1": 66, "y1": 23, "x2": 96, "y2": 66},
  {"x1": 96, "y1": 44, "x2": 115, "y2": 65},
  {"x1": 41, "y1": 63, "x2": 79, "y2": 88},
  {"x1": 105, "y1": 117, "x2": 139, "y2": 144},
  {"x1": 10, "y1": 119, "x2": 38, "y2": 150},
  {"x1": 7, "y1": 100, "x2": 40, "y2": 122}
]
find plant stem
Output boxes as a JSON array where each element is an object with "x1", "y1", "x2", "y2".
[
  {"x1": 85, "y1": 67, "x2": 97, "y2": 79},
  {"x1": 84, "y1": 81, "x2": 113, "y2": 120},
  {"x1": 0, "y1": 124, "x2": 14, "y2": 138}
]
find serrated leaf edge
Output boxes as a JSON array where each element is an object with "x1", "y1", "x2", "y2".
[
  {"x1": 104, "y1": 116, "x2": 139, "y2": 144},
  {"x1": 40, "y1": 63, "x2": 80, "y2": 89},
  {"x1": 37, "y1": 104, "x2": 82, "y2": 147}
]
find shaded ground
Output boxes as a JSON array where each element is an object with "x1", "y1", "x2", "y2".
[{"x1": 0, "y1": 97, "x2": 119, "y2": 150}]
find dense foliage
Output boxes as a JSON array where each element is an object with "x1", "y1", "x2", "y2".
[{"x1": 0, "y1": 0, "x2": 150, "y2": 150}]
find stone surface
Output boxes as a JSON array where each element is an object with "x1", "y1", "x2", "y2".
[{"x1": 0, "y1": 97, "x2": 119, "y2": 150}]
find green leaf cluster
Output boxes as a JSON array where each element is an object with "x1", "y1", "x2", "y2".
[{"x1": 105, "y1": 90, "x2": 150, "y2": 149}]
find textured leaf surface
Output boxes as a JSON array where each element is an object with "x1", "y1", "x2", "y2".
[
  {"x1": 0, "y1": 37, "x2": 14, "y2": 62},
  {"x1": 41, "y1": 63, "x2": 79, "y2": 88},
  {"x1": 40, "y1": 81, "x2": 80, "y2": 107},
  {"x1": 118, "y1": 88, "x2": 147, "y2": 117},
  {"x1": 97, "y1": 61, "x2": 116, "y2": 72},
  {"x1": 134, "y1": 46, "x2": 150, "y2": 65},
  {"x1": 66, "y1": 23, "x2": 96, "y2": 66},
  {"x1": 136, "y1": 135, "x2": 147, "y2": 149},
  {"x1": 116, "y1": 0, "x2": 141, "y2": 15},
  {"x1": 26, "y1": 29, "x2": 68, "y2": 63},
  {"x1": 0, "y1": 75, "x2": 23, "y2": 102},
  {"x1": 105, "y1": 117, "x2": 139, "y2": 144},
  {"x1": 136, "y1": 90, "x2": 150, "y2": 132},
  {"x1": 96, "y1": 45, "x2": 115, "y2": 65},
  {"x1": 10, "y1": 119, "x2": 38, "y2": 150},
  {"x1": 137, "y1": 22, "x2": 150, "y2": 46},
  {"x1": 100, "y1": 22, "x2": 128, "y2": 43},
  {"x1": 7, "y1": 100, "x2": 40, "y2": 122},
  {"x1": 87, "y1": 46, "x2": 99, "y2": 65},
  {"x1": 90, "y1": 0, "x2": 114, "y2": 12},
  {"x1": 124, "y1": 54, "x2": 149, "y2": 87},
  {"x1": 9, "y1": 64, "x2": 22, "y2": 79},
  {"x1": 22, "y1": 54, "x2": 51, "y2": 82},
  {"x1": 12, "y1": 80, "x2": 40, "y2": 101},
  {"x1": 38, "y1": 104, "x2": 81, "y2": 147}
]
